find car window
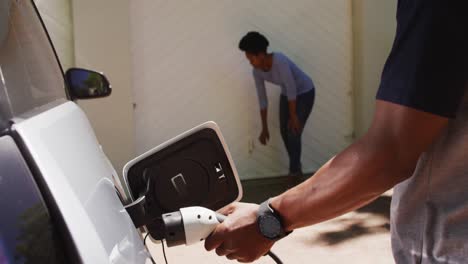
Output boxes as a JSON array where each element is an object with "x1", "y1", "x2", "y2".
[
  {"x1": 0, "y1": 0, "x2": 66, "y2": 130},
  {"x1": 0, "y1": 136, "x2": 68, "y2": 263}
]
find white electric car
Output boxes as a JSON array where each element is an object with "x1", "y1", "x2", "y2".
[
  {"x1": 0, "y1": 0, "x2": 152, "y2": 263},
  {"x1": 0, "y1": 1, "x2": 243, "y2": 263}
]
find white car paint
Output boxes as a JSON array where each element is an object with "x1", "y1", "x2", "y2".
[{"x1": 13, "y1": 100, "x2": 150, "y2": 263}]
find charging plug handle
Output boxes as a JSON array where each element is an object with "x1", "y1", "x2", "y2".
[{"x1": 162, "y1": 207, "x2": 224, "y2": 247}]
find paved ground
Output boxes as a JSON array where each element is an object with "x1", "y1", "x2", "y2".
[{"x1": 146, "y1": 176, "x2": 394, "y2": 263}]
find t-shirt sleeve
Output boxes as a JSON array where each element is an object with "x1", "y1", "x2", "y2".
[
  {"x1": 276, "y1": 55, "x2": 298, "y2": 101},
  {"x1": 253, "y1": 70, "x2": 268, "y2": 109},
  {"x1": 377, "y1": 0, "x2": 468, "y2": 118}
]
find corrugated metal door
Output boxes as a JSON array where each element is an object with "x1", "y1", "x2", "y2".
[{"x1": 130, "y1": 0, "x2": 353, "y2": 179}]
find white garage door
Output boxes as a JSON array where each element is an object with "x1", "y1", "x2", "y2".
[{"x1": 130, "y1": 0, "x2": 354, "y2": 179}]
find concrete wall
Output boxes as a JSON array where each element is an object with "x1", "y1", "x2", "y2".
[
  {"x1": 71, "y1": 0, "x2": 135, "y2": 177},
  {"x1": 352, "y1": 0, "x2": 398, "y2": 137},
  {"x1": 130, "y1": 0, "x2": 355, "y2": 179}
]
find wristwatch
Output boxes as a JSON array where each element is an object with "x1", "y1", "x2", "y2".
[{"x1": 257, "y1": 199, "x2": 292, "y2": 240}]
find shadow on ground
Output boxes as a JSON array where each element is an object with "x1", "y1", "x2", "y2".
[
  {"x1": 240, "y1": 175, "x2": 391, "y2": 247},
  {"x1": 314, "y1": 195, "x2": 391, "y2": 246}
]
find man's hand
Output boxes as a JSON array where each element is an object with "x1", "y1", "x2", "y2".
[
  {"x1": 259, "y1": 129, "x2": 270, "y2": 145},
  {"x1": 205, "y1": 203, "x2": 275, "y2": 263},
  {"x1": 288, "y1": 115, "x2": 302, "y2": 135}
]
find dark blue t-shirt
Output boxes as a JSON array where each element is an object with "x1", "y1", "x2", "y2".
[
  {"x1": 377, "y1": 0, "x2": 468, "y2": 118},
  {"x1": 379, "y1": 1, "x2": 468, "y2": 263}
]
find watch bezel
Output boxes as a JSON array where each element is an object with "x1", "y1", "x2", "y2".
[
  {"x1": 257, "y1": 199, "x2": 291, "y2": 240},
  {"x1": 258, "y1": 214, "x2": 282, "y2": 240}
]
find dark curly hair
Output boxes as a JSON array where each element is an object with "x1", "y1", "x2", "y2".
[{"x1": 238, "y1": 31, "x2": 269, "y2": 54}]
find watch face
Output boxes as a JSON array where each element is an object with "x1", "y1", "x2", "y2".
[{"x1": 259, "y1": 215, "x2": 282, "y2": 239}]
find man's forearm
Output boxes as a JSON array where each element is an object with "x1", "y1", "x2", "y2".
[
  {"x1": 260, "y1": 108, "x2": 268, "y2": 130},
  {"x1": 270, "y1": 136, "x2": 414, "y2": 231},
  {"x1": 270, "y1": 100, "x2": 449, "y2": 231}
]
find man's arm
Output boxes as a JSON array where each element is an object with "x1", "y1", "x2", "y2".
[
  {"x1": 254, "y1": 71, "x2": 268, "y2": 110},
  {"x1": 260, "y1": 108, "x2": 268, "y2": 131},
  {"x1": 205, "y1": 100, "x2": 449, "y2": 262},
  {"x1": 254, "y1": 72, "x2": 271, "y2": 144},
  {"x1": 258, "y1": 108, "x2": 270, "y2": 145},
  {"x1": 272, "y1": 100, "x2": 449, "y2": 230},
  {"x1": 277, "y1": 55, "x2": 301, "y2": 133}
]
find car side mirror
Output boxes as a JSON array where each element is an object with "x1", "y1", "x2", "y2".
[{"x1": 65, "y1": 68, "x2": 112, "y2": 99}]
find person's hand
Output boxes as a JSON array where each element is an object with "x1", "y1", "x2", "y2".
[
  {"x1": 288, "y1": 115, "x2": 302, "y2": 135},
  {"x1": 259, "y1": 129, "x2": 270, "y2": 145},
  {"x1": 205, "y1": 202, "x2": 275, "y2": 263}
]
